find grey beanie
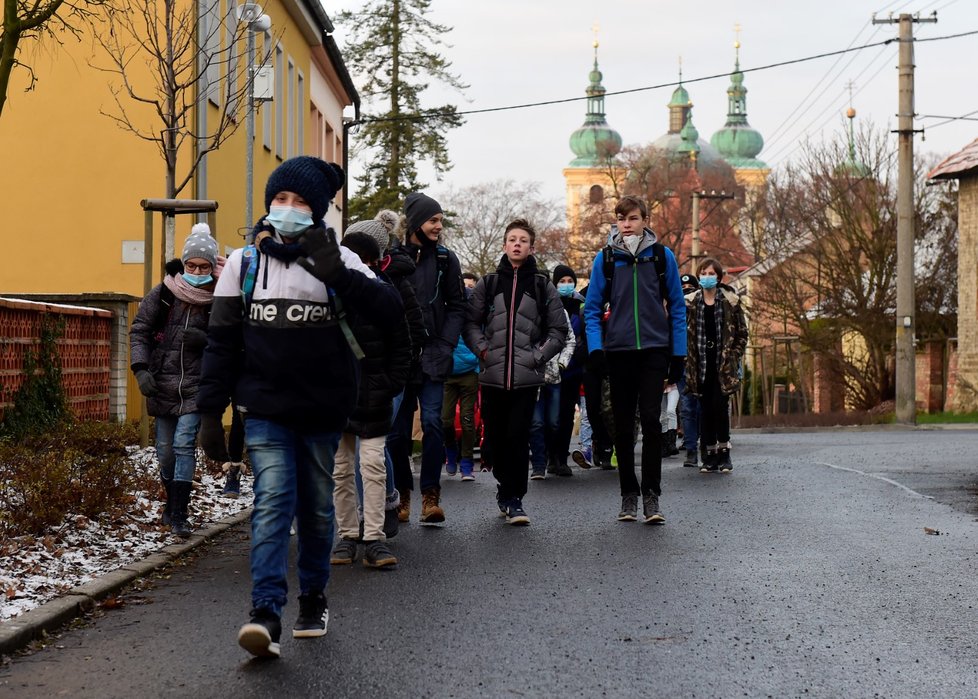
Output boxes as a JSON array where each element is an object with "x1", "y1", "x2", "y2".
[
  {"x1": 182, "y1": 223, "x2": 218, "y2": 267},
  {"x1": 346, "y1": 209, "x2": 400, "y2": 255}
]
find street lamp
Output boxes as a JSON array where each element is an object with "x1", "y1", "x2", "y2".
[{"x1": 237, "y1": 4, "x2": 271, "y2": 233}]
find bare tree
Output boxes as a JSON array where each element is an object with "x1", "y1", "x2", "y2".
[
  {"x1": 0, "y1": 0, "x2": 108, "y2": 117},
  {"x1": 749, "y1": 124, "x2": 957, "y2": 410},
  {"x1": 439, "y1": 179, "x2": 562, "y2": 277}
]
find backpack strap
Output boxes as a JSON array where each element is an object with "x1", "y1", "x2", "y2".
[
  {"x1": 534, "y1": 273, "x2": 550, "y2": 336},
  {"x1": 482, "y1": 273, "x2": 498, "y2": 326},
  {"x1": 239, "y1": 244, "x2": 260, "y2": 313},
  {"x1": 430, "y1": 244, "x2": 450, "y2": 304}
]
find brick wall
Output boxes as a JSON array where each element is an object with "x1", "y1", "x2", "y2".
[{"x1": 952, "y1": 177, "x2": 978, "y2": 411}]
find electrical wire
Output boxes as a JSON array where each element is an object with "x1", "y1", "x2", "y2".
[
  {"x1": 351, "y1": 28, "x2": 978, "y2": 126},
  {"x1": 918, "y1": 109, "x2": 978, "y2": 129}
]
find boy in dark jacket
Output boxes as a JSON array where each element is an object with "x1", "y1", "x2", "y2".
[
  {"x1": 196, "y1": 157, "x2": 402, "y2": 658},
  {"x1": 329, "y1": 233, "x2": 411, "y2": 570},
  {"x1": 387, "y1": 193, "x2": 466, "y2": 525},
  {"x1": 583, "y1": 195, "x2": 686, "y2": 525},
  {"x1": 551, "y1": 264, "x2": 589, "y2": 474},
  {"x1": 464, "y1": 219, "x2": 567, "y2": 525}
]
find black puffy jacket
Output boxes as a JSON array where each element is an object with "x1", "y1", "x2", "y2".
[
  {"x1": 384, "y1": 247, "x2": 427, "y2": 385},
  {"x1": 345, "y1": 271, "x2": 413, "y2": 438}
]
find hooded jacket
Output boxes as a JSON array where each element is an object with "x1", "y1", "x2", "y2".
[
  {"x1": 401, "y1": 240, "x2": 466, "y2": 382},
  {"x1": 684, "y1": 284, "x2": 748, "y2": 396},
  {"x1": 463, "y1": 255, "x2": 568, "y2": 390},
  {"x1": 130, "y1": 266, "x2": 212, "y2": 417},
  {"x1": 583, "y1": 226, "x2": 687, "y2": 357},
  {"x1": 196, "y1": 226, "x2": 403, "y2": 432}
]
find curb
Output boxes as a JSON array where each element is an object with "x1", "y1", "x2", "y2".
[
  {"x1": 731, "y1": 423, "x2": 978, "y2": 434},
  {"x1": 0, "y1": 507, "x2": 252, "y2": 656}
]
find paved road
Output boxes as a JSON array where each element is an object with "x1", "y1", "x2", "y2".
[{"x1": 2, "y1": 428, "x2": 978, "y2": 698}]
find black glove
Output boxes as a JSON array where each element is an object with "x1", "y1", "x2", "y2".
[
  {"x1": 297, "y1": 228, "x2": 350, "y2": 288},
  {"x1": 667, "y1": 356, "x2": 685, "y2": 385},
  {"x1": 182, "y1": 327, "x2": 208, "y2": 351},
  {"x1": 587, "y1": 349, "x2": 606, "y2": 375},
  {"x1": 198, "y1": 414, "x2": 230, "y2": 462},
  {"x1": 134, "y1": 369, "x2": 158, "y2": 398}
]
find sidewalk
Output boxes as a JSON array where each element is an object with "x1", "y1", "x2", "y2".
[{"x1": 0, "y1": 507, "x2": 251, "y2": 656}]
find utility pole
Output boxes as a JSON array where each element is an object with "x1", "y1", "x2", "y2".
[
  {"x1": 872, "y1": 11, "x2": 936, "y2": 425},
  {"x1": 690, "y1": 189, "x2": 735, "y2": 274}
]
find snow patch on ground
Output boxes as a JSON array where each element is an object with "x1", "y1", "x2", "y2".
[{"x1": 0, "y1": 447, "x2": 252, "y2": 621}]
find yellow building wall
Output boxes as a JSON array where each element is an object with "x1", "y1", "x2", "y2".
[{"x1": 0, "y1": 0, "x2": 325, "y2": 296}]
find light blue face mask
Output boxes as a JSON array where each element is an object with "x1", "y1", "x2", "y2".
[
  {"x1": 557, "y1": 282, "x2": 576, "y2": 297},
  {"x1": 182, "y1": 272, "x2": 213, "y2": 287},
  {"x1": 266, "y1": 205, "x2": 314, "y2": 237},
  {"x1": 699, "y1": 275, "x2": 718, "y2": 290}
]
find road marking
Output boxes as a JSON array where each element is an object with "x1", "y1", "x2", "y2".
[{"x1": 815, "y1": 462, "x2": 934, "y2": 499}]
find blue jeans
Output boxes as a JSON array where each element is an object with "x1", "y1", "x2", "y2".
[
  {"x1": 389, "y1": 378, "x2": 444, "y2": 492},
  {"x1": 578, "y1": 396, "x2": 592, "y2": 451},
  {"x1": 679, "y1": 377, "x2": 701, "y2": 452},
  {"x1": 155, "y1": 413, "x2": 200, "y2": 482},
  {"x1": 529, "y1": 384, "x2": 560, "y2": 469},
  {"x1": 245, "y1": 417, "x2": 340, "y2": 618}
]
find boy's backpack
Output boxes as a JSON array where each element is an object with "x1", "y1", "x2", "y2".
[
  {"x1": 151, "y1": 284, "x2": 176, "y2": 345},
  {"x1": 601, "y1": 241, "x2": 668, "y2": 310},
  {"x1": 482, "y1": 272, "x2": 551, "y2": 336},
  {"x1": 238, "y1": 243, "x2": 365, "y2": 360}
]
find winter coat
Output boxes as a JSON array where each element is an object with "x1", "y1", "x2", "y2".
[
  {"x1": 345, "y1": 271, "x2": 412, "y2": 438},
  {"x1": 451, "y1": 334, "x2": 480, "y2": 375},
  {"x1": 197, "y1": 225, "x2": 403, "y2": 432},
  {"x1": 545, "y1": 310, "x2": 576, "y2": 384},
  {"x1": 130, "y1": 267, "x2": 212, "y2": 417},
  {"x1": 382, "y1": 248, "x2": 426, "y2": 385},
  {"x1": 401, "y1": 240, "x2": 466, "y2": 382},
  {"x1": 463, "y1": 255, "x2": 568, "y2": 390},
  {"x1": 560, "y1": 292, "x2": 588, "y2": 378},
  {"x1": 583, "y1": 226, "x2": 687, "y2": 356},
  {"x1": 684, "y1": 284, "x2": 748, "y2": 397}
]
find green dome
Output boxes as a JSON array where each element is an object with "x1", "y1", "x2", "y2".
[
  {"x1": 710, "y1": 47, "x2": 768, "y2": 170},
  {"x1": 568, "y1": 53, "x2": 622, "y2": 167},
  {"x1": 668, "y1": 84, "x2": 690, "y2": 107},
  {"x1": 679, "y1": 115, "x2": 701, "y2": 154}
]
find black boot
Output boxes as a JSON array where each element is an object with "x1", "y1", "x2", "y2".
[
  {"x1": 682, "y1": 448, "x2": 698, "y2": 468},
  {"x1": 170, "y1": 480, "x2": 193, "y2": 538},
  {"x1": 700, "y1": 447, "x2": 718, "y2": 473},
  {"x1": 160, "y1": 476, "x2": 173, "y2": 526},
  {"x1": 667, "y1": 429, "x2": 680, "y2": 456}
]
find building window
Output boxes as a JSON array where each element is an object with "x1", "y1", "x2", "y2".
[
  {"x1": 224, "y1": 0, "x2": 238, "y2": 114},
  {"x1": 287, "y1": 60, "x2": 295, "y2": 158},
  {"x1": 262, "y1": 31, "x2": 272, "y2": 151},
  {"x1": 275, "y1": 44, "x2": 284, "y2": 159},
  {"x1": 324, "y1": 121, "x2": 335, "y2": 161},
  {"x1": 589, "y1": 184, "x2": 604, "y2": 204}
]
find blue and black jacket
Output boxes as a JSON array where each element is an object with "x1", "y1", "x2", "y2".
[{"x1": 583, "y1": 226, "x2": 687, "y2": 357}]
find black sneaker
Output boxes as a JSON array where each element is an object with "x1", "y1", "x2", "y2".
[
  {"x1": 505, "y1": 499, "x2": 530, "y2": 526},
  {"x1": 496, "y1": 486, "x2": 507, "y2": 517},
  {"x1": 383, "y1": 506, "x2": 400, "y2": 539},
  {"x1": 642, "y1": 493, "x2": 665, "y2": 524},
  {"x1": 330, "y1": 538, "x2": 358, "y2": 565},
  {"x1": 700, "y1": 450, "x2": 719, "y2": 473},
  {"x1": 718, "y1": 447, "x2": 733, "y2": 473},
  {"x1": 683, "y1": 449, "x2": 698, "y2": 468},
  {"x1": 617, "y1": 494, "x2": 638, "y2": 522},
  {"x1": 293, "y1": 592, "x2": 329, "y2": 638},
  {"x1": 553, "y1": 462, "x2": 573, "y2": 477},
  {"x1": 238, "y1": 608, "x2": 282, "y2": 658},
  {"x1": 363, "y1": 540, "x2": 398, "y2": 569},
  {"x1": 530, "y1": 469, "x2": 546, "y2": 480}
]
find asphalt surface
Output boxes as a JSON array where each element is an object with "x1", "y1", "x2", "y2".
[{"x1": 2, "y1": 428, "x2": 978, "y2": 698}]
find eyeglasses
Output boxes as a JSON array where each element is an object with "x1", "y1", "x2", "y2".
[{"x1": 184, "y1": 262, "x2": 212, "y2": 273}]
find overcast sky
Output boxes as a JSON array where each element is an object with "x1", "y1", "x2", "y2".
[{"x1": 327, "y1": 0, "x2": 976, "y2": 209}]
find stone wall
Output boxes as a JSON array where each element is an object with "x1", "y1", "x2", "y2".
[{"x1": 951, "y1": 178, "x2": 978, "y2": 412}]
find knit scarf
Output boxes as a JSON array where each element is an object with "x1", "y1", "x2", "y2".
[
  {"x1": 164, "y1": 273, "x2": 214, "y2": 306},
  {"x1": 696, "y1": 290, "x2": 725, "y2": 384}
]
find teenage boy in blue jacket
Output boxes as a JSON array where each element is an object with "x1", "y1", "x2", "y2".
[{"x1": 583, "y1": 195, "x2": 686, "y2": 525}]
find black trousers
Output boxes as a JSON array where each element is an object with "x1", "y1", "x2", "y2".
[
  {"x1": 606, "y1": 349, "x2": 669, "y2": 496},
  {"x1": 699, "y1": 372, "x2": 731, "y2": 448},
  {"x1": 555, "y1": 374, "x2": 583, "y2": 463},
  {"x1": 582, "y1": 365, "x2": 613, "y2": 458},
  {"x1": 481, "y1": 385, "x2": 539, "y2": 501}
]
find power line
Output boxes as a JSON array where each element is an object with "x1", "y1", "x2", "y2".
[
  {"x1": 918, "y1": 109, "x2": 978, "y2": 128},
  {"x1": 351, "y1": 28, "x2": 978, "y2": 126}
]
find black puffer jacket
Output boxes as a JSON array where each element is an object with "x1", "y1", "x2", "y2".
[
  {"x1": 400, "y1": 240, "x2": 465, "y2": 382},
  {"x1": 130, "y1": 261, "x2": 213, "y2": 417},
  {"x1": 464, "y1": 255, "x2": 567, "y2": 390},
  {"x1": 346, "y1": 272, "x2": 412, "y2": 438},
  {"x1": 383, "y1": 247, "x2": 426, "y2": 385}
]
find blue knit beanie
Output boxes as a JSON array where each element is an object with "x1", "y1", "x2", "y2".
[{"x1": 264, "y1": 157, "x2": 345, "y2": 223}]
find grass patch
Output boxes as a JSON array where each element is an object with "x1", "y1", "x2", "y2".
[{"x1": 916, "y1": 411, "x2": 978, "y2": 424}]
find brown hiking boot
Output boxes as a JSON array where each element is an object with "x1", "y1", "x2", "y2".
[
  {"x1": 397, "y1": 489, "x2": 411, "y2": 523},
  {"x1": 419, "y1": 488, "x2": 445, "y2": 524}
]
